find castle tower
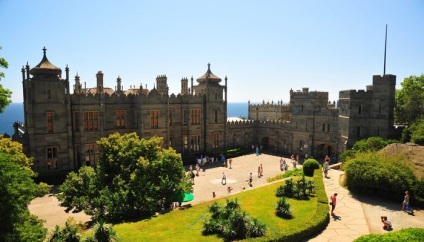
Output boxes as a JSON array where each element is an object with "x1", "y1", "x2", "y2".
[
  {"x1": 22, "y1": 47, "x2": 75, "y2": 173},
  {"x1": 116, "y1": 76, "x2": 122, "y2": 93},
  {"x1": 96, "y1": 71, "x2": 104, "y2": 92},
  {"x1": 156, "y1": 75, "x2": 168, "y2": 95},
  {"x1": 181, "y1": 77, "x2": 189, "y2": 95}
]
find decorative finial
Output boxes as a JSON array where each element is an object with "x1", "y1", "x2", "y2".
[
  {"x1": 207, "y1": 63, "x2": 211, "y2": 71},
  {"x1": 43, "y1": 47, "x2": 47, "y2": 55}
]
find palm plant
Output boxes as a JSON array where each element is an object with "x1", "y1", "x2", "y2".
[
  {"x1": 276, "y1": 196, "x2": 292, "y2": 218},
  {"x1": 93, "y1": 220, "x2": 118, "y2": 242}
]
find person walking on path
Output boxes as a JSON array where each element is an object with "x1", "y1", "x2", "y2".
[
  {"x1": 323, "y1": 161, "x2": 329, "y2": 178},
  {"x1": 330, "y1": 193, "x2": 337, "y2": 216},
  {"x1": 249, "y1": 173, "x2": 253, "y2": 187},
  {"x1": 228, "y1": 158, "x2": 232, "y2": 169},
  {"x1": 256, "y1": 146, "x2": 259, "y2": 156},
  {"x1": 260, "y1": 164, "x2": 263, "y2": 177},
  {"x1": 221, "y1": 172, "x2": 226, "y2": 185},
  {"x1": 257, "y1": 166, "x2": 261, "y2": 178},
  {"x1": 402, "y1": 190, "x2": 414, "y2": 213}
]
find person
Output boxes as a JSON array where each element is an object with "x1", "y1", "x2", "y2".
[
  {"x1": 330, "y1": 193, "x2": 337, "y2": 216},
  {"x1": 325, "y1": 155, "x2": 330, "y2": 164},
  {"x1": 249, "y1": 172, "x2": 253, "y2": 186},
  {"x1": 227, "y1": 186, "x2": 233, "y2": 194},
  {"x1": 222, "y1": 172, "x2": 226, "y2": 185},
  {"x1": 260, "y1": 164, "x2": 263, "y2": 177},
  {"x1": 195, "y1": 163, "x2": 200, "y2": 176},
  {"x1": 256, "y1": 146, "x2": 259, "y2": 156},
  {"x1": 402, "y1": 190, "x2": 414, "y2": 213},
  {"x1": 381, "y1": 216, "x2": 392, "y2": 230},
  {"x1": 323, "y1": 161, "x2": 329, "y2": 178},
  {"x1": 258, "y1": 165, "x2": 261, "y2": 178},
  {"x1": 190, "y1": 171, "x2": 195, "y2": 184},
  {"x1": 228, "y1": 158, "x2": 232, "y2": 169}
]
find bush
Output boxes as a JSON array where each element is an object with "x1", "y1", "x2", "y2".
[
  {"x1": 354, "y1": 228, "x2": 424, "y2": 242},
  {"x1": 202, "y1": 198, "x2": 267, "y2": 240},
  {"x1": 276, "y1": 196, "x2": 292, "y2": 218},
  {"x1": 302, "y1": 159, "x2": 320, "y2": 176},
  {"x1": 344, "y1": 152, "x2": 416, "y2": 199}
]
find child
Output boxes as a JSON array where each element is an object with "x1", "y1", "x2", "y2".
[{"x1": 381, "y1": 216, "x2": 392, "y2": 230}]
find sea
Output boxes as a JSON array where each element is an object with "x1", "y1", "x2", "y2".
[{"x1": 0, "y1": 102, "x2": 249, "y2": 136}]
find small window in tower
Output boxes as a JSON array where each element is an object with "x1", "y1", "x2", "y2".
[
  {"x1": 322, "y1": 123, "x2": 326, "y2": 132},
  {"x1": 47, "y1": 89, "x2": 52, "y2": 100},
  {"x1": 214, "y1": 109, "x2": 218, "y2": 123},
  {"x1": 327, "y1": 123, "x2": 330, "y2": 132},
  {"x1": 47, "y1": 112, "x2": 54, "y2": 133},
  {"x1": 215, "y1": 93, "x2": 218, "y2": 100},
  {"x1": 359, "y1": 105, "x2": 362, "y2": 115},
  {"x1": 183, "y1": 109, "x2": 188, "y2": 125}
]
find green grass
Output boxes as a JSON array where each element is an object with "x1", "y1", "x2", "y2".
[{"x1": 113, "y1": 179, "x2": 318, "y2": 241}]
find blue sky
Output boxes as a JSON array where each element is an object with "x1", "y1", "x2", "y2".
[{"x1": 1, "y1": 0, "x2": 423, "y2": 103}]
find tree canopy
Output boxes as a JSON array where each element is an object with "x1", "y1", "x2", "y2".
[
  {"x1": 395, "y1": 74, "x2": 424, "y2": 125},
  {"x1": 0, "y1": 46, "x2": 12, "y2": 113},
  {"x1": 58, "y1": 133, "x2": 192, "y2": 222},
  {"x1": 0, "y1": 136, "x2": 48, "y2": 241}
]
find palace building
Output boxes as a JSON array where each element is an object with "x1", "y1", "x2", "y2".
[{"x1": 13, "y1": 48, "x2": 397, "y2": 175}]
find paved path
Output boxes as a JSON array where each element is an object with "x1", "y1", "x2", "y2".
[{"x1": 29, "y1": 153, "x2": 423, "y2": 241}]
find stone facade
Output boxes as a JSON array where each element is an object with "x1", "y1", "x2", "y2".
[{"x1": 14, "y1": 48, "x2": 397, "y2": 175}]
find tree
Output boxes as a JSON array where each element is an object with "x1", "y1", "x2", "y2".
[
  {"x1": 395, "y1": 74, "x2": 424, "y2": 125},
  {"x1": 58, "y1": 133, "x2": 192, "y2": 222},
  {"x1": 0, "y1": 136, "x2": 51, "y2": 241},
  {"x1": 0, "y1": 46, "x2": 12, "y2": 113},
  {"x1": 403, "y1": 118, "x2": 424, "y2": 145}
]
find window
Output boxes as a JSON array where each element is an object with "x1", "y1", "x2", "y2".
[
  {"x1": 327, "y1": 123, "x2": 330, "y2": 132},
  {"x1": 191, "y1": 135, "x2": 200, "y2": 152},
  {"x1": 183, "y1": 109, "x2": 188, "y2": 125},
  {"x1": 150, "y1": 110, "x2": 159, "y2": 128},
  {"x1": 191, "y1": 109, "x2": 200, "y2": 125},
  {"x1": 213, "y1": 133, "x2": 219, "y2": 148},
  {"x1": 322, "y1": 123, "x2": 326, "y2": 132},
  {"x1": 116, "y1": 110, "x2": 125, "y2": 128},
  {"x1": 168, "y1": 110, "x2": 173, "y2": 126},
  {"x1": 47, "y1": 89, "x2": 52, "y2": 100},
  {"x1": 214, "y1": 109, "x2": 218, "y2": 123},
  {"x1": 183, "y1": 135, "x2": 188, "y2": 151},
  {"x1": 47, "y1": 112, "x2": 54, "y2": 133},
  {"x1": 356, "y1": 127, "x2": 361, "y2": 137},
  {"x1": 84, "y1": 143, "x2": 98, "y2": 166},
  {"x1": 73, "y1": 112, "x2": 80, "y2": 131},
  {"x1": 84, "y1": 111, "x2": 99, "y2": 131},
  {"x1": 358, "y1": 105, "x2": 362, "y2": 115},
  {"x1": 46, "y1": 146, "x2": 57, "y2": 169}
]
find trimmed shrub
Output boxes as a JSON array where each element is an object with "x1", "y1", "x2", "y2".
[
  {"x1": 344, "y1": 152, "x2": 416, "y2": 199},
  {"x1": 302, "y1": 159, "x2": 320, "y2": 176},
  {"x1": 276, "y1": 196, "x2": 292, "y2": 218},
  {"x1": 354, "y1": 228, "x2": 424, "y2": 242}
]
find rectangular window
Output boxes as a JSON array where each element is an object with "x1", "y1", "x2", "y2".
[
  {"x1": 150, "y1": 110, "x2": 159, "y2": 128},
  {"x1": 73, "y1": 112, "x2": 80, "y2": 131},
  {"x1": 47, "y1": 112, "x2": 54, "y2": 133},
  {"x1": 183, "y1": 135, "x2": 188, "y2": 151},
  {"x1": 191, "y1": 135, "x2": 200, "y2": 152},
  {"x1": 327, "y1": 123, "x2": 330, "y2": 132},
  {"x1": 47, "y1": 89, "x2": 52, "y2": 100},
  {"x1": 322, "y1": 123, "x2": 326, "y2": 132},
  {"x1": 83, "y1": 111, "x2": 99, "y2": 131},
  {"x1": 46, "y1": 146, "x2": 58, "y2": 169},
  {"x1": 356, "y1": 127, "x2": 361, "y2": 137},
  {"x1": 116, "y1": 110, "x2": 125, "y2": 128},
  {"x1": 214, "y1": 109, "x2": 218, "y2": 123},
  {"x1": 213, "y1": 133, "x2": 219, "y2": 148},
  {"x1": 359, "y1": 105, "x2": 362, "y2": 115},
  {"x1": 183, "y1": 109, "x2": 188, "y2": 125},
  {"x1": 191, "y1": 109, "x2": 200, "y2": 125},
  {"x1": 84, "y1": 143, "x2": 98, "y2": 166}
]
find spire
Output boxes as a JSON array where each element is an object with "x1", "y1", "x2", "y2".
[
  {"x1": 43, "y1": 46, "x2": 47, "y2": 56},
  {"x1": 383, "y1": 24, "x2": 388, "y2": 76}
]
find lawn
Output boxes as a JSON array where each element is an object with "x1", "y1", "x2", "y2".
[{"x1": 113, "y1": 178, "x2": 319, "y2": 241}]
